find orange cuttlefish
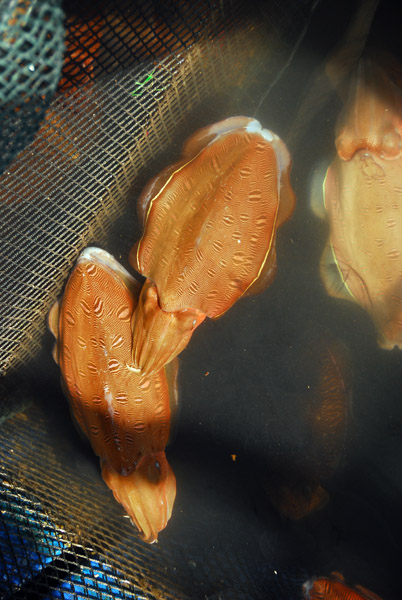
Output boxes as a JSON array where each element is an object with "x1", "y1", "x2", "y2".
[
  {"x1": 312, "y1": 57, "x2": 402, "y2": 349},
  {"x1": 129, "y1": 115, "x2": 296, "y2": 375},
  {"x1": 303, "y1": 571, "x2": 383, "y2": 600},
  {"x1": 48, "y1": 247, "x2": 178, "y2": 543}
]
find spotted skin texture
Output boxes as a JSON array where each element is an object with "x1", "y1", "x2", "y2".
[
  {"x1": 303, "y1": 572, "x2": 383, "y2": 600},
  {"x1": 315, "y1": 60, "x2": 402, "y2": 349},
  {"x1": 130, "y1": 116, "x2": 295, "y2": 375},
  {"x1": 48, "y1": 247, "x2": 177, "y2": 543}
]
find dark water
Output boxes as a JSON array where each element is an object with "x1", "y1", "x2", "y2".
[
  {"x1": 150, "y1": 1, "x2": 402, "y2": 598},
  {"x1": 3, "y1": 0, "x2": 402, "y2": 599},
  {"x1": 107, "y1": 2, "x2": 402, "y2": 594}
]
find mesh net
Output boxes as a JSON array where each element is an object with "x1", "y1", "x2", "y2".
[
  {"x1": 0, "y1": 398, "x2": 309, "y2": 599},
  {"x1": 0, "y1": 0, "x2": 65, "y2": 175},
  {"x1": 3, "y1": 0, "x2": 395, "y2": 599},
  {"x1": 0, "y1": 0, "x2": 289, "y2": 378}
]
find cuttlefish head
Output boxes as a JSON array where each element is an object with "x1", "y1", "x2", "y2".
[
  {"x1": 130, "y1": 278, "x2": 205, "y2": 376},
  {"x1": 101, "y1": 451, "x2": 176, "y2": 544},
  {"x1": 268, "y1": 481, "x2": 329, "y2": 521}
]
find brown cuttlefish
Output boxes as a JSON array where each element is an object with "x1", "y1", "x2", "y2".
[
  {"x1": 267, "y1": 334, "x2": 351, "y2": 520},
  {"x1": 48, "y1": 247, "x2": 178, "y2": 543},
  {"x1": 312, "y1": 58, "x2": 402, "y2": 349},
  {"x1": 130, "y1": 116, "x2": 296, "y2": 375},
  {"x1": 303, "y1": 571, "x2": 383, "y2": 600}
]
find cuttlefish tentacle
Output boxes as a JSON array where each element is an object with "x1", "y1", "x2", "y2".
[
  {"x1": 130, "y1": 116, "x2": 295, "y2": 375},
  {"x1": 101, "y1": 451, "x2": 176, "y2": 545},
  {"x1": 48, "y1": 247, "x2": 177, "y2": 543},
  {"x1": 131, "y1": 278, "x2": 205, "y2": 375}
]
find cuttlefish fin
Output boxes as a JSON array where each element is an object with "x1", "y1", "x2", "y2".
[
  {"x1": 309, "y1": 160, "x2": 331, "y2": 220},
  {"x1": 137, "y1": 161, "x2": 187, "y2": 226},
  {"x1": 47, "y1": 299, "x2": 60, "y2": 364},
  {"x1": 329, "y1": 572, "x2": 345, "y2": 582},
  {"x1": 244, "y1": 246, "x2": 277, "y2": 297},
  {"x1": 131, "y1": 279, "x2": 205, "y2": 376},
  {"x1": 101, "y1": 452, "x2": 176, "y2": 544},
  {"x1": 275, "y1": 137, "x2": 296, "y2": 226},
  {"x1": 317, "y1": 164, "x2": 347, "y2": 298},
  {"x1": 320, "y1": 242, "x2": 353, "y2": 302},
  {"x1": 354, "y1": 584, "x2": 383, "y2": 600},
  {"x1": 318, "y1": 162, "x2": 372, "y2": 308},
  {"x1": 181, "y1": 116, "x2": 257, "y2": 160},
  {"x1": 165, "y1": 357, "x2": 180, "y2": 444},
  {"x1": 320, "y1": 240, "x2": 373, "y2": 312}
]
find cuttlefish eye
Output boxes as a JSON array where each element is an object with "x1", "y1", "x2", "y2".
[{"x1": 147, "y1": 459, "x2": 162, "y2": 483}]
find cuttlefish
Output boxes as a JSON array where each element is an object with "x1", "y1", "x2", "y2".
[
  {"x1": 267, "y1": 334, "x2": 350, "y2": 520},
  {"x1": 303, "y1": 571, "x2": 383, "y2": 600},
  {"x1": 48, "y1": 247, "x2": 178, "y2": 543},
  {"x1": 312, "y1": 58, "x2": 402, "y2": 349},
  {"x1": 130, "y1": 116, "x2": 295, "y2": 375}
]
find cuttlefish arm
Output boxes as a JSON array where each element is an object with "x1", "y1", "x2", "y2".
[
  {"x1": 101, "y1": 451, "x2": 176, "y2": 544},
  {"x1": 335, "y1": 58, "x2": 402, "y2": 161},
  {"x1": 129, "y1": 278, "x2": 206, "y2": 377},
  {"x1": 48, "y1": 247, "x2": 177, "y2": 542}
]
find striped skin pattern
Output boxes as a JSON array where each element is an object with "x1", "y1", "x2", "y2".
[
  {"x1": 48, "y1": 247, "x2": 177, "y2": 543},
  {"x1": 303, "y1": 572, "x2": 383, "y2": 600},
  {"x1": 314, "y1": 59, "x2": 402, "y2": 350},
  {"x1": 130, "y1": 116, "x2": 296, "y2": 375}
]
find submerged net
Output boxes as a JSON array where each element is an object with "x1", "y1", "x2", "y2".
[
  {"x1": 0, "y1": 0, "x2": 65, "y2": 176},
  {"x1": 1, "y1": 0, "x2": 379, "y2": 598},
  {"x1": 0, "y1": 0, "x2": 303, "y2": 377}
]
